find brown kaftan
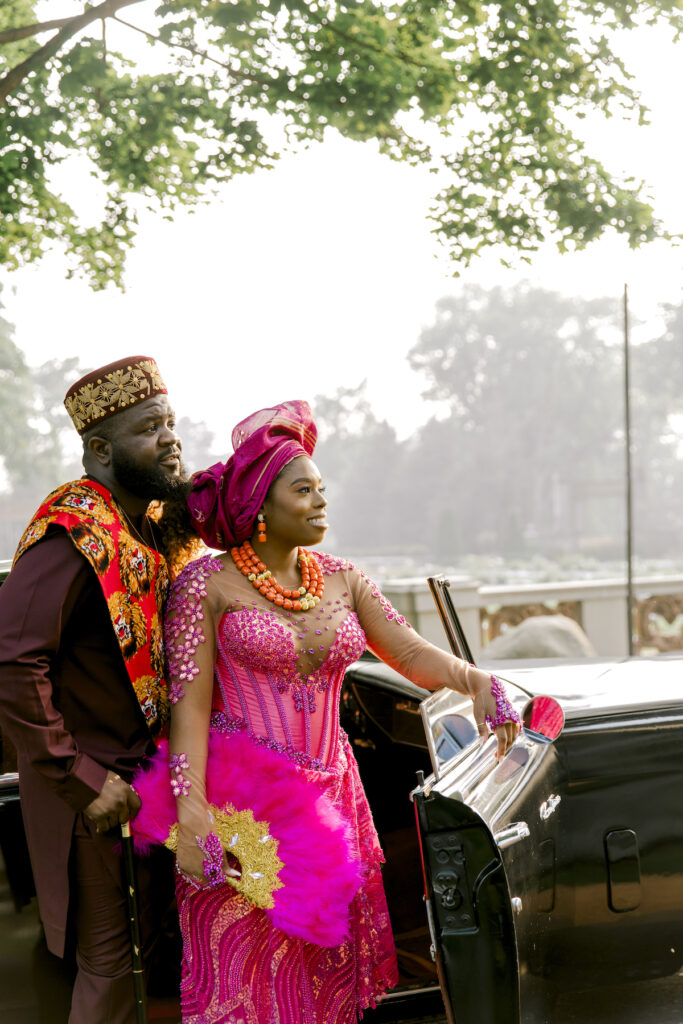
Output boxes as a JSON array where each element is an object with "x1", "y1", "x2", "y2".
[{"x1": 0, "y1": 529, "x2": 157, "y2": 956}]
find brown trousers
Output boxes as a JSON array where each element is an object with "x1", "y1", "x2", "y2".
[{"x1": 64, "y1": 815, "x2": 175, "y2": 1024}]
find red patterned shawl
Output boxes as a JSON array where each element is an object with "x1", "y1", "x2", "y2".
[{"x1": 13, "y1": 478, "x2": 170, "y2": 733}]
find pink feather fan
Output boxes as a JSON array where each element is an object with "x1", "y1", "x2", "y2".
[{"x1": 132, "y1": 731, "x2": 362, "y2": 947}]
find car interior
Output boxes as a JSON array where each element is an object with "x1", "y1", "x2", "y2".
[{"x1": 340, "y1": 662, "x2": 442, "y2": 1005}]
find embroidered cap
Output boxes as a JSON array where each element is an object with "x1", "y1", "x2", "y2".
[{"x1": 64, "y1": 355, "x2": 168, "y2": 435}]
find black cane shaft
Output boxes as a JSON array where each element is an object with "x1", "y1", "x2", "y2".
[{"x1": 121, "y1": 821, "x2": 148, "y2": 1024}]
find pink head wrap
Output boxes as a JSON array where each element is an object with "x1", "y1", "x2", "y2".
[{"x1": 187, "y1": 400, "x2": 318, "y2": 550}]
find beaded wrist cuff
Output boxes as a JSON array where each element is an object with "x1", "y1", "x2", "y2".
[
  {"x1": 485, "y1": 675, "x2": 522, "y2": 730},
  {"x1": 196, "y1": 831, "x2": 226, "y2": 888}
]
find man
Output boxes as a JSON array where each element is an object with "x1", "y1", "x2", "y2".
[{"x1": 0, "y1": 356, "x2": 185, "y2": 1023}]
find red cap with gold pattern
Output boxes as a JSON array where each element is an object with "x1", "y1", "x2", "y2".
[{"x1": 64, "y1": 355, "x2": 167, "y2": 435}]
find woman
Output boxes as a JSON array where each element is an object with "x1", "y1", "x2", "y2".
[{"x1": 134, "y1": 400, "x2": 520, "y2": 1024}]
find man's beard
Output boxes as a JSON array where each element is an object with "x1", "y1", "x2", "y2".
[{"x1": 111, "y1": 445, "x2": 189, "y2": 501}]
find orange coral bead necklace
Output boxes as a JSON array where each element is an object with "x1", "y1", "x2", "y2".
[{"x1": 230, "y1": 540, "x2": 324, "y2": 612}]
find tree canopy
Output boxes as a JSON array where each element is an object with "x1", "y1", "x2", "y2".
[{"x1": 1, "y1": 0, "x2": 679, "y2": 287}]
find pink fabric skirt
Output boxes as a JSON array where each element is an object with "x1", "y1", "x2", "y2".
[{"x1": 176, "y1": 734, "x2": 398, "y2": 1023}]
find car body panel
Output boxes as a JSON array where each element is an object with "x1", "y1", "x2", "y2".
[{"x1": 409, "y1": 653, "x2": 683, "y2": 1022}]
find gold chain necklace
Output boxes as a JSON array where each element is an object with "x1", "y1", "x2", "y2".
[{"x1": 115, "y1": 501, "x2": 158, "y2": 553}]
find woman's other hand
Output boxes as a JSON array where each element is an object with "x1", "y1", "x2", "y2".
[
  {"x1": 176, "y1": 826, "x2": 241, "y2": 888},
  {"x1": 176, "y1": 830, "x2": 211, "y2": 884},
  {"x1": 472, "y1": 679, "x2": 520, "y2": 760}
]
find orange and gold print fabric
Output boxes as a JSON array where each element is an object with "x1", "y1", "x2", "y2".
[{"x1": 14, "y1": 478, "x2": 170, "y2": 733}]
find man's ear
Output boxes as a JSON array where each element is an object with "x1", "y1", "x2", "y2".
[{"x1": 87, "y1": 435, "x2": 113, "y2": 467}]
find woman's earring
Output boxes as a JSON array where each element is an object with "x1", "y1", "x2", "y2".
[{"x1": 257, "y1": 512, "x2": 267, "y2": 543}]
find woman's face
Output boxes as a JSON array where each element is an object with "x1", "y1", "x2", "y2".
[{"x1": 261, "y1": 455, "x2": 328, "y2": 548}]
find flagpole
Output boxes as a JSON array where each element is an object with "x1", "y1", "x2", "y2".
[{"x1": 623, "y1": 283, "x2": 634, "y2": 656}]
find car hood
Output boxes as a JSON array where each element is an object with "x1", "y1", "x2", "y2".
[
  {"x1": 485, "y1": 654, "x2": 683, "y2": 720},
  {"x1": 349, "y1": 653, "x2": 683, "y2": 722}
]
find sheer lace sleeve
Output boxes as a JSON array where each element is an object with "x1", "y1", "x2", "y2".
[
  {"x1": 165, "y1": 555, "x2": 225, "y2": 881},
  {"x1": 348, "y1": 564, "x2": 492, "y2": 699}
]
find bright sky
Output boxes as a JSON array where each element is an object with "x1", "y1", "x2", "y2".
[{"x1": 3, "y1": 8, "x2": 683, "y2": 451}]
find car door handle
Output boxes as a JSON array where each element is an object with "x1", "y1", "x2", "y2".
[
  {"x1": 540, "y1": 794, "x2": 561, "y2": 820},
  {"x1": 494, "y1": 821, "x2": 531, "y2": 849}
]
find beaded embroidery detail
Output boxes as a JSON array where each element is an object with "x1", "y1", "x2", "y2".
[
  {"x1": 316, "y1": 552, "x2": 351, "y2": 575},
  {"x1": 486, "y1": 675, "x2": 522, "y2": 729},
  {"x1": 218, "y1": 609, "x2": 366, "y2": 714},
  {"x1": 219, "y1": 608, "x2": 296, "y2": 684},
  {"x1": 165, "y1": 555, "x2": 224, "y2": 704},
  {"x1": 195, "y1": 831, "x2": 226, "y2": 888},
  {"x1": 210, "y1": 710, "x2": 328, "y2": 771},
  {"x1": 170, "y1": 752, "x2": 191, "y2": 797},
  {"x1": 316, "y1": 552, "x2": 411, "y2": 627},
  {"x1": 165, "y1": 552, "x2": 407, "y2": 723},
  {"x1": 359, "y1": 569, "x2": 410, "y2": 626}
]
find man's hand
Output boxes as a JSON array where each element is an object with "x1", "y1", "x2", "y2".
[{"x1": 84, "y1": 771, "x2": 141, "y2": 832}]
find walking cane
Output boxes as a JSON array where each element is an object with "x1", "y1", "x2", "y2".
[{"x1": 121, "y1": 821, "x2": 148, "y2": 1024}]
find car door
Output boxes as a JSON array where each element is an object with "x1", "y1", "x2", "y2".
[
  {"x1": 413, "y1": 578, "x2": 564, "y2": 1024},
  {"x1": 413, "y1": 690, "x2": 521, "y2": 1023}
]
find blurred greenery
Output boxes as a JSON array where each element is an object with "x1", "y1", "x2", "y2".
[
  {"x1": 315, "y1": 283, "x2": 683, "y2": 563},
  {"x1": 1, "y1": 0, "x2": 680, "y2": 288},
  {"x1": 0, "y1": 283, "x2": 84, "y2": 492},
  {"x1": 2, "y1": 281, "x2": 682, "y2": 567}
]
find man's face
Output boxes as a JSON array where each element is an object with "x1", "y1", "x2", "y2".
[{"x1": 109, "y1": 395, "x2": 186, "y2": 501}]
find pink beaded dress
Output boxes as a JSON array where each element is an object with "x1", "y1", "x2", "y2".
[{"x1": 160, "y1": 549, "x2": 480, "y2": 1024}]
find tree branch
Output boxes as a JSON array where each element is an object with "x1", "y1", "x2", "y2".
[
  {"x1": 113, "y1": 15, "x2": 276, "y2": 90},
  {"x1": 306, "y1": 9, "x2": 433, "y2": 74},
  {"x1": 0, "y1": 18, "x2": 75, "y2": 45},
  {"x1": 0, "y1": 0, "x2": 145, "y2": 105}
]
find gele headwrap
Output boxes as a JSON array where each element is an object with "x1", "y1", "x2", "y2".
[
  {"x1": 64, "y1": 355, "x2": 167, "y2": 435},
  {"x1": 187, "y1": 400, "x2": 317, "y2": 550}
]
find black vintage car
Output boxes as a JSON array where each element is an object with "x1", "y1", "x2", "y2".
[
  {"x1": 346, "y1": 651, "x2": 683, "y2": 1023},
  {"x1": 2, "y1": 562, "x2": 683, "y2": 1023}
]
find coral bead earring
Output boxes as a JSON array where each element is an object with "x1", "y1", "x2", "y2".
[{"x1": 257, "y1": 513, "x2": 267, "y2": 543}]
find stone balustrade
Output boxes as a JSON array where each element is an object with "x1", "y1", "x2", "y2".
[
  {"x1": 3, "y1": 555, "x2": 681, "y2": 660},
  {"x1": 379, "y1": 574, "x2": 683, "y2": 659}
]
